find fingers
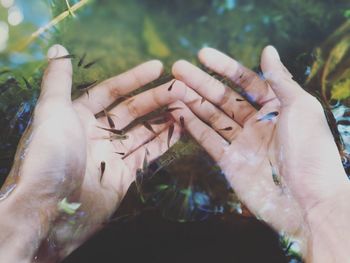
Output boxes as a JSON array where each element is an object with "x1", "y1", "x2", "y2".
[
  {"x1": 74, "y1": 60, "x2": 164, "y2": 114},
  {"x1": 108, "y1": 122, "x2": 170, "y2": 156},
  {"x1": 260, "y1": 46, "x2": 306, "y2": 105},
  {"x1": 40, "y1": 44, "x2": 73, "y2": 103},
  {"x1": 198, "y1": 47, "x2": 278, "y2": 107},
  {"x1": 180, "y1": 87, "x2": 242, "y2": 141},
  {"x1": 103, "y1": 80, "x2": 187, "y2": 129},
  {"x1": 124, "y1": 123, "x2": 181, "y2": 176},
  {"x1": 169, "y1": 101, "x2": 229, "y2": 162},
  {"x1": 172, "y1": 60, "x2": 256, "y2": 126}
]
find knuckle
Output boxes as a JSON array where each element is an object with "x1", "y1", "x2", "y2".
[
  {"x1": 126, "y1": 100, "x2": 139, "y2": 118},
  {"x1": 198, "y1": 129, "x2": 210, "y2": 145},
  {"x1": 208, "y1": 110, "x2": 221, "y2": 125}
]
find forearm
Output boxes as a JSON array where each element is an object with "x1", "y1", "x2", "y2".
[
  {"x1": 0, "y1": 196, "x2": 44, "y2": 263},
  {"x1": 306, "y1": 184, "x2": 350, "y2": 262}
]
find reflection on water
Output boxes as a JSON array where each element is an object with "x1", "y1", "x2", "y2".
[{"x1": 0, "y1": 0, "x2": 350, "y2": 261}]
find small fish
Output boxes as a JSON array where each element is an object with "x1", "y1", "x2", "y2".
[
  {"x1": 165, "y1": 107, "x2": 182, "y2": 113},
  {"x1": 257, "y1": 111, "x2": 279, "y2": 122},
  {"x1": 142, "y1": 148, "x2": 149, "y2": 171},
  {"x1": 83, "y1": 59, "x2": 100, "y2": 69},
  {"x1": 337, "y1": 120, "x2": 350, "y2": 126},
  {"x1": 167, "y1": 123, "x2": 174, "y2": 148},
  {"x1": 103, "y1": 108, "x2": 115, "y2": 129},
  {"x1": 50, "y1": 54, "x2": 76, "y2": 60},
  {"x1": 148, "y1": 115, "x2": 171, "y2": 125},
  {"x1": 106, "y1": 134, "x2": 129, "y2": 141},
  {"x1": 236, "y1": 98, "x2": 245, "y2": 102},
  {"x1": 168, "y1": 80, "x2": 176, "y2": 91},
  {"x1": 143, "y1": 121, "x2": 156, "y2": 134},
  {"x1": 22, "y1": 77, "x2": 32, "y2": 89},
  {"x1": 98, "y1": 126, "x2": 124, "y2": 135},
  {"x1": 100, "y1": 161, "x2": 106, "y2": 182},
  {"x1": 78, "y1": 52, "x2": 87, "y2": 67},
  {"x1": 115, "y1": 152, "x2": 125, "y2": 156},
  {"x1": 180, "y1": 116, "x2": 185, "y2": 129},
  {"x1": 270, "y1": 161, "x2": 281, "y2": 186},
  {"x1": 219, "y1": 126, "x2": 233, "y2": 131},
  {"x1": 180, "y1": 116, "x2": 185, "y2": 137},
  {"x1": 76, "y1": 80, "x2": 98, "y2": 90}
]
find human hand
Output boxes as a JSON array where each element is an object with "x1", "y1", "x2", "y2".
[
  {"x1": 167, "y1": 46, "x2": 350, "y2": 260},
  {"x1": 0, "y1": 45, "x2": 186, "y2": 262}
]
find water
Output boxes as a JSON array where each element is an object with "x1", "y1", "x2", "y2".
[{"x1": 1, "y1": 0, "x2": 350, "y2": 262}]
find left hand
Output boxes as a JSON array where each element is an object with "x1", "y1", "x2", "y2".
[{"x1": 0, "y1": 44, "x2": 187, "y2": 262}]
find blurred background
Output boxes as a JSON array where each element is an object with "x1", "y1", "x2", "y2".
[{"x1": 0, "y1": 0, "x2": 350, "y2": 262}]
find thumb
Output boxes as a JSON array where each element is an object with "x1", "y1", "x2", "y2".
[
  {"x1": 40, "y1": 44, "x2": 73, "y2": 103},
  {"x1": 261, "y1": 45, "x2": 305, "y2": 105}
]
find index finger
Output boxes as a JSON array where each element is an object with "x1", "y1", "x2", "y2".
[
  {"x1": 198, "y1": 47, "x2": 278, "y2": 106},
  {"x1": 74, "y1": 60, "x2": 164, "y2": 114}
]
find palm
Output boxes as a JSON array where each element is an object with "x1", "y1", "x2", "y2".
[
  {"x1": 219, "y1": 107, "x2": 304, "y2": 234},
  {"x1": 169, "y1": 46, "x2": 347, "y2": 239},
  {"x1": 1, "y1": 45, "x2": 186, "y2": 260}
]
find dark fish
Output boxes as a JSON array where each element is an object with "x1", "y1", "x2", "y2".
[
  {"x1": 165, "y1": 107, "x2": 182, "y2": 113},
  {"x1": 51, "y1": 54, "x2": 76, "y2": 60},
  {"x1": 180, "y1": 116, "x2": 185, "y2": 137},
  {"x1": 78, "y1": 52, "x2": 87, "y2": 67},
  {"x1": 103, "y1": 108, "x2": 115, "y2": 129},
  {"x1": 98, "y1": 126, "x2": 124, "y2": 135},
  {"x1": 219, "y1": 126, "x2": 233, "y2": 131},
  {"x1": 337, "y1": 120, "x2": 350, "y2": 126},
  {"x1": 167, "y1": 123, "x2": 174, "y2": 148},
  {"x1": 108, "y1": 134, "x2": 128, "y2": 141},
  {"x1": 76, "y1": 80, "x2": 98, "y2": 90},
  {"x1": 179, "y1": 116, "x2": 185, "y2": 129},
  {"x1": 257, "y1": 111, "x2": 279, "y2": 122},
  {"x1": 143, "y1": 121, "x2": 156, "y2": 134},
  {"x1": 22, "y1": 77, "x2": 32, "y2": 89},
  {"x1": 236, "y1": 98, "x2": 245, "y2": 102},
  {"x1": 148, "y1": 115, "x2": 171, "y2": 125},
  {"x1": 270, "y1": 161, "x2": 281, "y2": 186},
  {"x1": 167, "y1": 80, "x2": 176, "y2": 91},
  {"x1": 100, "y1": 161, "x2": 106, "y2": 182},
  {"x1": 142, "y1": 148, "x2": 149, "y2": 171},
  {"x1": 83, "y1": 59, "x2": 99, "y2": 69},
  {"x1": 115, "y1": 152, "x2": 125, "y2": 156}
]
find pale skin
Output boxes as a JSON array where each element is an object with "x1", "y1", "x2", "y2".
[{"x1": 0, "y1": 44, "x2": 349, "y2": 263}]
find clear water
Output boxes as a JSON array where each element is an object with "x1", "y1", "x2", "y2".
[{"x1": 0, "y1": 0, "x2": 350, "y2": 262}]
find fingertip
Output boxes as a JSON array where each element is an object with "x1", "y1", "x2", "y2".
[
  {"x1": 148, "y1": 59, "x2": 164, "y2": 75},
  {"x1": 198, "y1": 47, "x2": 220, "y2": 65},
  {"x1": 262, "y1": 45, "x2": 280, "y2": 61},
  {"x1": 47, "y1": 44, "x2": 69, "y2": 60},
  {"x1": 171, "y1": 59, "x2": 190, "y2": 78}
]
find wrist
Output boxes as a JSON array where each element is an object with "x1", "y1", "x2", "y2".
[
  {"x1": 0, "y1": 194, "x2": 47, "y2": 263},
  {"x1": 305, "y1": 181, "x2": 350, "y2": 262}
]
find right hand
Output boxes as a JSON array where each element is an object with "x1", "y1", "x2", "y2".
[{"x1": 168, "y1": 46, "x2": 350, "y2": 254}]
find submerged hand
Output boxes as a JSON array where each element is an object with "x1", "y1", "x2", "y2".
[
  {"x1": 169, "y1": 46, "x2": 350, "y2": 261},
  {"x1": 0, "y1": 45, "x2": 185, "y2": 262}
]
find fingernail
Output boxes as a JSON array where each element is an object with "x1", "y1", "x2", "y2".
[
  {"x1": 47, "y1": 45, "x2": 59, "y2": 59},
  {"x1": 268, "y1": 45, "x2": 280, "y2": 61}
]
